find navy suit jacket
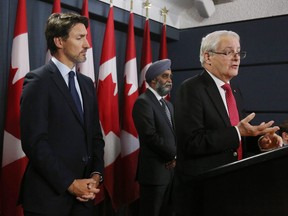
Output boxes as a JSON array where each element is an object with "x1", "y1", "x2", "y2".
[
  {"x1": 20, "y1": 60, "x2": 104, "y2": 214},
  {"x1": 132, "y1": 89, "x2": 177, "y2": 185}
]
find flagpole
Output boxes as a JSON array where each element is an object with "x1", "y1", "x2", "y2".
[
  {"x1": 139, "y1": 0, "x2": 152, "y2": 93},
  {"x1": 120, "y1": 0, "x2": 140, "y2": 205},
  {"x1": 143, "y1": 0, "x2": 151, "y2": 20},
  {"x1": 98, "y1": 3, "x2": 122, "y2": 209},
  {"x1": 159, "y1": 5, "x2": 170, "y2": 100},
  {"x1": 161, "y1": 6, "x2": 169, "y2": 25},
  {"x1": 130, "y1": 0, "x2": 133, "y2": 12}
]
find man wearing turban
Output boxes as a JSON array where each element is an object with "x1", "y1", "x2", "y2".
[{"x1": 132, "y1": 59, "x2": 177, "y2": 216}]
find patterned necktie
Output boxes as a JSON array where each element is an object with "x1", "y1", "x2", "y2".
[
  {"x1": 221, "y1": 83, "x2": 242, "y2": 160},
  {"x1": 68, "y1": 71, "x2": 83, "y2": 122},
  {"x1": 160, "y1": 98, "x2": 173, "y2": 127}
]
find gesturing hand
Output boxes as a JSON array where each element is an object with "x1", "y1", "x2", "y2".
[{"x1": 237, "y1": 113, "x2": 279, "y2": 137}]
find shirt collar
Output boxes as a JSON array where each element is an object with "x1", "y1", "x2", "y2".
[
  {"x1": 206, "y1": 69, "x2": 229, "y2": 89},
  {"x1": 51, "y1": 57, "x2": 76, "y2": 77},
  {"x1": 148, "y1": 86, "x2": 163, "y2": 101}
]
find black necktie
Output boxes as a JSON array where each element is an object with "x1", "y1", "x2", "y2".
[
  {"x1": 68, "y1": 71, "x2": 83, "y2": 122},
  {"x1": 160, "y1": 98, "x2": 172, "y2": 126}
]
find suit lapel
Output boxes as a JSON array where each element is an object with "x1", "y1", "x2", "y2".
[
  {"x1": 48, "y1": 61, "x2": 84, "y2": 125},
  {"x1": 202, "y1": 71, "x2": 231, "y2": 126},
  {"x1": 77, "y1": 74, "x2": 90, "y2": 128},
  {"x1": 146, "y1": 89, "x2": 175, "y2": 132}
]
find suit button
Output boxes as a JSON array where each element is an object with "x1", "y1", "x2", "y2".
[
  {"x1": 82, "y1": 155, "x2": 91, "y2": 164},
  {"x1": 233, "y1": 152, "x2": 238, "y2": 157}
]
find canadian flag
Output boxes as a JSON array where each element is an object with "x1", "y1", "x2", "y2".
[
  {"x1": 159, "y1": 23, "x2": 170, "y2": 100},
  {"x1": 97, "y1": 5, "x2": 122, "y2": 209},
  {"x1": 120, "y1": 11, "x2": 140, "y2": 206},
  {"x1": 139, "y1": 18, "x2": 152, "y2": 94},
  {"x1": 0, "y1": 0, "x2": 29, "y2": 215},
  {"x1": 159, "y1": 23, "x2": 168, "y2": 59},
  {"x1": 45, "y1": 0, "x2": 61, "y2": 63},
  {"x1": 78, "y1": 0, "x2": 95, "y2": 82}
]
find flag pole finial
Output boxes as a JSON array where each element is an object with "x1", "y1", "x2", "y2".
[
  {"x1": 130, "y1": 0, "x2": 133, "y2": 12},
  {"x1": 143, "y1": 0, "x2": 151, "y2": 20},
  {"x1": 161, "y1": 6, "x2": 169, "y2": 25}
]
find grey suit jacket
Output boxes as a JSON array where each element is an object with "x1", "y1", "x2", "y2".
[{"x1": 132, "y1": 89, "x2": 177, "y2": 185}]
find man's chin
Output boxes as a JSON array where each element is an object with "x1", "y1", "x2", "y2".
[
  {"x1": 77, "y1": 57, "x2": 87, "y2": 64},
  {"x1": 165, "y1": 86, "x2": 172, "y2": 92},
  {"x1": 162, "y1": 89, "x2": 172, "y2": 96}
]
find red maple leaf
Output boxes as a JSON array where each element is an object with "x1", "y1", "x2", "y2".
[
  {"x1": 97, "y1": 73, "x2": 120, "y2": 136},
  {"x1": 122, "y1": 77, "x2": 138, "y2": 137}
]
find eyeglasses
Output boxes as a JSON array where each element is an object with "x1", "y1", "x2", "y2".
[{"x1": 209, "y1": 50, "x2": 247, "y2": 59}]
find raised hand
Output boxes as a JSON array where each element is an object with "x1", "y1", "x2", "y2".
[{"x1": 237, "y1": 113, "x2": 279, "y2": 137}]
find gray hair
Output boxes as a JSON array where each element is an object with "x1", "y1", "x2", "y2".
[{"x1": 199, "y1": 30, "x2": 240, "y2": 66}]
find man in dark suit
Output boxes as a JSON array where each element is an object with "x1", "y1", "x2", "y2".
[
  {"x1": 19, "y1": 12, "x2": 104, "y2": 216},
  {"x1": 132, "y1": 59, "x2": 177, "y2": 216},
  {"x1": 173, "y1": 30, "x2": 282, "y2": 215}
]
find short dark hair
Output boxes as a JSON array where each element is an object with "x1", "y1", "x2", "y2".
[{"x1": 45, "y1": 12, "x2": 88, "y2": 55}]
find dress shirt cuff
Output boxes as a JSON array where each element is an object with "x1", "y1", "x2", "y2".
[
  {"x1": 257, "y1": 136, "x2": 267, "y2": 152},
  {"x1": 234, "y1": 126, "x2": 241, "y2": 141}
]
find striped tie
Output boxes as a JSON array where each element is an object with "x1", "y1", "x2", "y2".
[{"x1": 160, "y1": 98, "x2": 172, "y2": 127}]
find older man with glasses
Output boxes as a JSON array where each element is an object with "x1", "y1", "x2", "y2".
[{"x1": 172, "y1": 30, "x2": 282, "y2": 216}]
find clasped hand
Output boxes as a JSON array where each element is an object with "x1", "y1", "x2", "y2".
[
  {"x1": 68, "y1": 178, "x2": 100, "y2": 202},
  {"x1": 165, "y1": 159, "x2": 176, "y2": 169}
]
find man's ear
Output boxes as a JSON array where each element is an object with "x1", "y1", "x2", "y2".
[
  {"x1": 204, "y1": 52, "x2": 212, "y2": 65},
  {"x1": 54, "y1": 37, "x2": 63, "y2": 49}
]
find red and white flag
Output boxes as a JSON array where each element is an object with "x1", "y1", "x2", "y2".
[
  {"x1": 159, "y1": 23, "x2": 170, "y2": 100},
  {"x1": 45, "y1": 0, "x2": 61, "y2": 63},
  {"x1": 120, "y1": 11, "x2": 140, "y2": 206},
  {"x1": 0, "y1": 0, "x2": 29, "y2": 215},
  {"x1": 139, "y1": 18, "x2": 152, "y2": 94},
  {"x1": 97, "y1": 5, "x2": 122, "y2": 209},
  {"x1": 78, "y1": 0, "x2": 95, "y2": 82},
  {"x1": 159, "y1": 23, "x2": 168, "y2": 59}
]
